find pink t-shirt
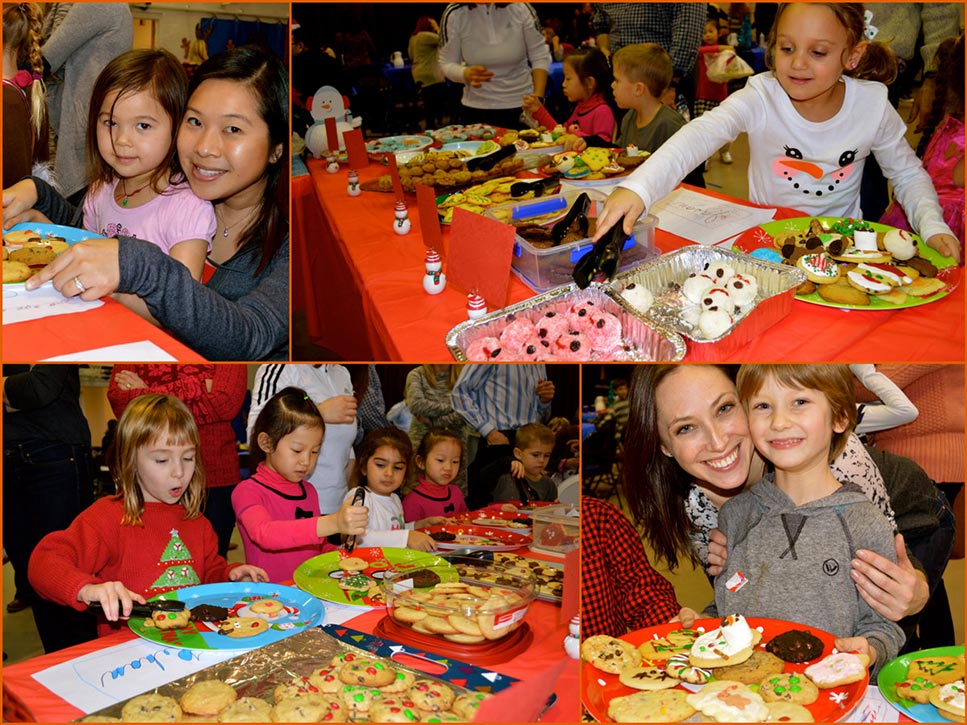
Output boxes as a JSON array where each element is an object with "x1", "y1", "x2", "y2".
[
  {"x1": 402, "y1": 477, "x2": 468, "y2": 521},
  {"x1": 231, "y1": 463, "x2": 336, "y2": 583},
  {"x1": 83, "y1": 179, "x2": 215, "y2": 255}
]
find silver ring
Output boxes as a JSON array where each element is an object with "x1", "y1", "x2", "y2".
[{"x1": 73, "y1": 276, "x2": 86, "y2": 293}]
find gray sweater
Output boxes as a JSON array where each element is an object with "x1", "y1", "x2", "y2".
[
  {"x1": 713, "y1": 477, "x2": 905, "y2": 674},
  {"x1": 42, "y1": 3, "x2": 132, "y2": 196},
  {"x1": 33, "y1": 177, "x2": 288, "y2": 361}
]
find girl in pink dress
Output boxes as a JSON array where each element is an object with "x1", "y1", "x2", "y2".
[{"x1": 881, "y1": 35, "x2": 964, "y2": 245}]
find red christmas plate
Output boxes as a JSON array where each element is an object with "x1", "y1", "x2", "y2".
[
  {"x1": 454, "y1": 509, "x2": 534, "y2": 533},
  {"x1": 420, "y1": 523, "x2": 531, "y2": 552},
  {"x1": 582, "y1": 617, "x2": 868, "y2": 722}
]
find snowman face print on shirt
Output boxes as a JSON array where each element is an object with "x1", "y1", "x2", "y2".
[{"x1": 771, "y1": 145, "x2": 859, "y2": 201}]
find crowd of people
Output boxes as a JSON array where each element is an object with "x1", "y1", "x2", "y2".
[{"x1": 3, "y1": 363, "x2": 579, "y2": 656}]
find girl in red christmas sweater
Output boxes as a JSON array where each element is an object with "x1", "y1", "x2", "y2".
[{"x1": 28, "y1": 394, "x2": 267, "y2": 637}]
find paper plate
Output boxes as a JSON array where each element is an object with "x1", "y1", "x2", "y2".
[
  {"x1": 877, "y1": 645, "x2": 965, "y2": 722},
  {"x1": 293, "y1": 547, "x2": 451, "y2": 607},
  {"x1": 733, "y1": 217, "x2": 960, "y2": 310},
  {"x1": 128, "y1": 582, "x2": 324, "y2": 651},
  {"x1": 582, "y1": 617, "x2": 868, "y2": 722},
  {"x1": 420, "y1": 523, "x2": 531, "y2": 552}
]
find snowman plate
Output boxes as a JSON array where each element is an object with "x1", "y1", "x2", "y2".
[{"x1": 366, "y1": 135, "x2": 433, "y2": 158}]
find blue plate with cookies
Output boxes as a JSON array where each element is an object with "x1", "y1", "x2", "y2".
[
  {"x1": 128, "y1": 582, "x2": 324, "y2": 651},
  {"x1": 877, "y1": 645, "x2": 965, "y2": 722}
]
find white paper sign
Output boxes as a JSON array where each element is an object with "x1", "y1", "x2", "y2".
[
  {"x1": 30, "y1": 639, "x2": 236, "y2": 714},
  {"x1": 43, "y1": 341, "x2": 178, "y2": 362},
  {"x1": 649, "y1": 188, "x2": 776, "y2": 246},
  {"x1": 2, "y1": 281, "x2": 104, "y2": 325},
  {"x1": 843, "y1": 685, "x2": 900, "y2": 723}
]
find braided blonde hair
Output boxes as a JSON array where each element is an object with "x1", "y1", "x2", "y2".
[{"x1": 2, "y1": 3, "x2": 46, "y2": 140}]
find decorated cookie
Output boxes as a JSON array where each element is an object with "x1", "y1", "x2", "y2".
[
  {"x1": 664, "y1": 654, "x2": 712, "y2": 685},
  {"x1": 248, "y1": 599, "x2": 285, "y2": 618},
  {"x1": 764, "y1": 702, "x2": 815, "y2": 722},
  {"x1": 337, "y1": 685, "x2": 383, "y2": 718},
  {"x1": 607, "y1": 689, "x2": 695, "y2": 723},
  {"x1": 686, "y1": 680, "x2": 769, "y2": 722},
  {"x1": 216, "y1": 697, "x2": 273, "y2": 723},
  {"x1": 120, "y1": 694, "x2": 183, "y2": 722},
  {"x1": 765, "y1": 629, "x2": 825, "y2": 663},
  {"x1": 896, "y1": 676, "x2": 940, "y2": 704},
  {"x1": 339, "y1": 658, "x2": 397, "y2": 688},
  {"x1": 582, "y1": 634, "x2": 642, "y2": 674},
  {"x1": 714, "y1": 649, "x2": 785, "y2": 685},
  {"x1": 803, "y1": 652, "x2": 869, "y2": 688},
  {"x1": 930, "y1": 680, "x2": 965, "y2": 721},
  {"x1": 451, "y1": 692, "x2": 489, "y2": 720},
  {"x1": 617, "y1": 666, "x2": 680, "y2": 691},
  {"x1": 340, "y1": 556, "x2": 369, "y2": 572},
  {"x1": 908, "y1": 656, "x2": 965, "y2": 685},
  {"x1": 368, "y1": 697, "x2": 423, "y2": 723},
  {"x1": 338, "y1": 572, "x2": 375, "y2": 592},
  {"x1": 272, "y1": 694, "x2": 345, "y2": 723},
  {"x1": 180, "y1": 680, "x2": 238, "y2": 716},
  {"x1": 217, "y1": 616, "x2": 268, "y2": 638},
  {"x1": 758, "y1": 673, "x2": 819, "y2": 705},
  {"x1": 689, "y1": 614, "x2": 762, "y2": 668},
  {"x1": 408, "y1": 679, "x2": 455, "y2": 713},
  {"x1": 797, "y1": 252, "x2": 840, "y2": 285},
  {"x1": 151, "y1": 608, "x2": 192, "y2": 631},
  {"x1": 379, "y1": 669, "x2": 418, "y2": 695}
]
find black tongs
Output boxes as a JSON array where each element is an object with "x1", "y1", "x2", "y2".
[
  {"x1": 343, "y1": 486, "x2": 367, "y2": 553},
  {"x1": 550, "y1": 192, "x2": 591, "y2": 245},
  {"x1": 510, "y1": 176, "x2": 560, "y2": 198},
  {"x1": 573, "y1": 222, "x2": 630, "y2": 289},
  {"x1": 465, "y1": 143, "x2": 516, "y2": 172},
  {"x1": 88, "y1": 598, "x2": 186, "y2": 618}
]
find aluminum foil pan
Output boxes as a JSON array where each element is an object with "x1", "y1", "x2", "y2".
[
  {"x1": 446, "y1": 284, "x2": 686, "y2": 361},
  {"x1": 609, "y1": 246, "x2": 805, "y2": 361},
  {"x1": 75, "y1": 627, "x2": 486, "y2": 722}
]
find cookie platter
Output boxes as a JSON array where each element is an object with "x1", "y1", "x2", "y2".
[
  {"x1": 877, "y1": 645, "x2": 965, "y2": 722},
  {"x1": 2, "y1": 223, "x2": 102, "y2": 284},
  {"x1": 445, "y1": 284, "x2": 686, "y2": 362},
  {"x1": 733, "y1": 217, "x2": 960, "y2": 310},
  {"x1": 491, "y1": 552, "x2": 564, "y2": 604},
  {"x1": 293, "y1": 547, "x2": 451, "y2": 607},
  {"x1": 128, "y1": 582, "x2": 324, "y2": 651},
  {"x1": 420, "y1": 523, "x2": 532, "y2": 551},
  {"x1": 582, "y1": 617, "x2": 869, "y2": 723},
  {"x1": 76, "y1": 625, "x2": 515, "y2": 722},
  {"x1": 608, "y1": 246, "x2": 805, "y2": 360}
]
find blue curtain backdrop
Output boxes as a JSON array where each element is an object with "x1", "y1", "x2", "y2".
[{"x1": 202, "y1": 17, "x2": 286, "y2": 61}]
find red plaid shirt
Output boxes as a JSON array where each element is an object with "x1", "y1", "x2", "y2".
[{"x1": 581, "y1": 497, "x2": 680, "y2": 638}]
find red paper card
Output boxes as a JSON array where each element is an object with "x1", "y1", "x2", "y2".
[
  {"x1": 561, "y1": 547, "x2": 579, "y2": 625},
  {"x1": 324, "y1": 117, "x2": 339, "y2": 151},
  {"x1": 342, "y1": 127, "x2": 368, "y2": 169},
  {"x1": 415, "y1": 185, "x2": 442, "y2": 249},
  {"x1": 386, "y1": 155, "x2": 405, "y2": 201},
  {"x1": 448, "y1": 208, "x2": 516, "y2": 308}
]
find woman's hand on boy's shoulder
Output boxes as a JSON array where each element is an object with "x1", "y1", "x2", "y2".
[
  {"x1": 77, "y1": 581, "x2": 146, "y2": 621},
  {"x1": 706, "y1": 528, "x2": 728, "y2": 576},
  {"x1": 925, "y1": 233, "x2": 961, "y2": 263},
  {"x1": 229, "y1": 564, "x2": 269, "y2": 583}
]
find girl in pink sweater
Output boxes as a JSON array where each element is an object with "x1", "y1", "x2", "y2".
[
  {"x1": 523, "y1": 46, "x2": 615, "y2": 147},
  {"x1": 232, "y1": 387, "x2": 369, "y2": 582},
  {"x1": 28, "y1": 394, "x2": 268, "y2": 637},
  {"x1": 403, "y1": 428, "x2": 469, "y2": 521}
]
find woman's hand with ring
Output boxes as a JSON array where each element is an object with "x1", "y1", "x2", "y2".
[
  {"x1": 25, "y1": 238, "x2": 121, "y2": 300},
  {"x1": 850, "y1": 533, "x2": 928, "y2": 620}
]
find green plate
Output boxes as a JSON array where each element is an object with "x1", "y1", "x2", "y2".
[
  {"x1": 293, "y1": 547, "x2": 452, "y2": 607},
  {"x1": 733, "y1": 217, "x2": 960, "y2": 310},
  {"x1": 877, "y1": 645, "x2": 965, "y2": 721}
]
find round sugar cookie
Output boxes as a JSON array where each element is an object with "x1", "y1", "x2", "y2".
[
  {"x1": 338, "y1": 657, "x2": 397, "y2": 688},
  {"x1": 765, "y1": 702, "x2": 815, "y2": 722},
  {"x1": 120, "y1": 694, "x2": 182, "y2": 722},
  {"x1": 758, "y1": 672, "x2": 819, "y2": 705},
  {"x1": 930, "y1": 680, "x2": 965, "y2": 721},
  {"x1": 582, "y1": 634, "x2": 642, "y2": 674},
  {"x1": 368, "y1": 697, "x2": 423, "y2": 723},
  {"x1": 408, "y1": 679, "x2": 455, "y2": 713},
  {"x1": 271, "y1": 694, "x2": 345, "y2": 723},
  {"x1": 607, "y1": 689, "x2": 695, "y2": 723},
  {"x1": 248, "y1": 599, "x2": 285, "y2": 618},
  {"x1": 617, "y1": 666, "x2": 680, "y2": 691},
  {"x1": 216, "y1": 697, "x2": 272, "y2": 722},
  {"x1": 3, "y1": 260, "x2": 32, "y2": 283},
  {"x1": 180, "y1": 680, "x2": 237, "y2": 716}
]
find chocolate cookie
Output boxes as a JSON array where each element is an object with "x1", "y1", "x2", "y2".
[
  {"x1": 191, "y1": 604, "x2": 229, "y2": 622},
  {"x1": 765, "y1": 629, "x2": 824, "y2": 663},
  {"x1": 408, "y1": 568, "x2": 442, "y2": 587}
]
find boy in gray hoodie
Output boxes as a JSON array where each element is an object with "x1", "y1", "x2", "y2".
[{"x1": 683, "y1": 365, "x2": 904, "y2": 676}]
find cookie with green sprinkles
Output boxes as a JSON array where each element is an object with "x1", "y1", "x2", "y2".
[{"x1": 758, "y1": 672, "x2": 819, "y2": 705}]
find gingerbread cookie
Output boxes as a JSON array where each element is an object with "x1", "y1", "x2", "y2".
[
  {"x1": 765, "y1": 702, "x2": 815, "y2": 722},
  {"x1": 618, "y1": 666, "x2": 680, "y2": 691},
  {"x1": 607, "y1": 689, "x2": 695, "y2": 723},
  {"x1": 803, "y1": 652, "x2": 869, "y2": 688},
  {"x1": 714, "y1": 649, "x2": 785, "y2": 685},
  {"x1": 216, "y1": 697, "x2": 272, "y2": 723},
  {"x1": 248, "y1": 599, "x2": 285, "y2": 618},
  {"x1": 758, "y1": 673, "x2": 819, "y2": 705},
  {"x1": 908, "y1": 656, "x2": 964, "y2": 685},
  {"x1": 180, "y1": 680, "x2": 237, "y2": 716},
  {"x1": 765, "y1": 630, "x2": 825, "y2": 663},
  {"x1": 338, "y1": 658, "x2": 397, "y2": 688},
  {"x1": 120, "y1": 694, "x2": 183, "y2": 722},
  {"x1": 581, "y1": 634, "x2": 642, "y2": 674}
]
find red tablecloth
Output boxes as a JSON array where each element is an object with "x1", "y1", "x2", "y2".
[
  {"x1": 2, "y1": 298, "x2": 202, "y2": 361},
  {"x1": 295, "y1": 157, "x2": 964, "y2": 361}
]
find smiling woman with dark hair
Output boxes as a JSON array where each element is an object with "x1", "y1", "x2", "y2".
[{"x1": 4, "y1": 45, "x2": 289, "y2": 361}]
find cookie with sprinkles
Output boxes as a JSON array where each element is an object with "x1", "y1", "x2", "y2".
[{"x1": 637, "y1": 629, "x2": 698, "y2": 660}]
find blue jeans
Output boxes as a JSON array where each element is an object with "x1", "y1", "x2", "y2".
[{"x1": 3, "y1": 441, "x2": 97, "y2": 653}]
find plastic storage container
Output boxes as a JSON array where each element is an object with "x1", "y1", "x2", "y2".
[
  {"x1": 530, "y1": 503, "x2": 580, "y2": 556},
  {"x1": 382, "y1": 557, "x2": 535, "y2": 645},
  {"x1": 486, "y1": 192, "x2": 659, "y2": 293}
]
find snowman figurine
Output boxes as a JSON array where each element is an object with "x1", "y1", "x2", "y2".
[
  {"x1": 347, "y1": 169, "x2": 361, "y2": 196},
  {"x1": 325, "y1": 152, "x2": 339, "y2": 174},
  {"x1": 393, "y1": 200, "x2": 411, "y2": 235},
  {"x1": 564, "y1": 616, "x2": 580, "y2": 659},
  {"x1": 423, "y1": 248, "x2": 446, "y2": 294},
  {"x1": 305, "y1": 85, "x2": 364, "y2": 158},
  {"x1": 466, "y1": 291, "x2": 487, "y2": 320}
]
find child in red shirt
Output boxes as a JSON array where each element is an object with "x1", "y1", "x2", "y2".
[
  {"x1": 29, "y1": 394, "x2": 268, "y2": 637},
  {"x1": 695, "y1": 19, "x2": 734, "y2": 164}
]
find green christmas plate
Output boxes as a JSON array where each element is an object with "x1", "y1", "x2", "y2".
[
  {"x1": 128, "y1": 582, "x2": 324, "y2": 651},
  {"x1": 877, "y1": 645, "x2": 965, "y2": 722},
  {"x1": 293, "y1": 547, "x2": 452, "y2": 607}
]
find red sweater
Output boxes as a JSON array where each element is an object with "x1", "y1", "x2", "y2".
[
  {"x1": 28, "y1": 497, "x2": 238, "y2": 637},
  {"x1": 108, "y1": 365, "x2": 246, "y2": 487}
]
